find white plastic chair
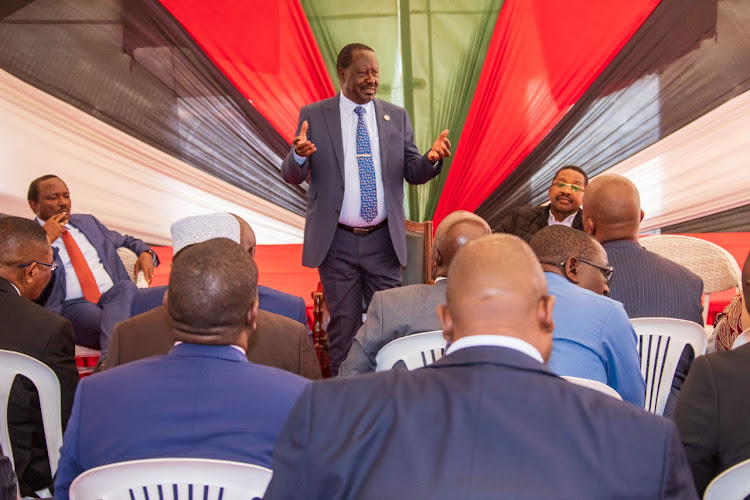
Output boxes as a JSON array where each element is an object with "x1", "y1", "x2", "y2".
[
  {"x1": 703, "y1": 457, "x2": 750, "y2": 500},
  {"x1": 0, "y1": 350, "x2": 63, "y2": 499},
  {"x1": 561, "y1": 376, "x2": 623, "y2": 401},
  {"x1": 68, "y1": 458, "x2": 272, "y2": 500},
  {"x1": 375, "y1": 330, "x2": 447, "y2": 371},
  {"x1": 639, "y1": 235, "x2": 742, "y2": 325},
  {"x1": 732, "y1": 329, "x2": 750, "y2": 350},
  {"x1": 631, "y1": 318, "x2": 707, "y2": 416}
]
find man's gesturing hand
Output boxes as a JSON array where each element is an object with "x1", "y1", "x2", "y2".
[
  {"x1": 427, "y1": 129, "x2": 451, "y2": 163},
  {"x1": 43, "y1": 211, "x2": 69, "y2": 243},
  {"x1": 293, "y1": 121, "x2": 317, "y2": 158}
]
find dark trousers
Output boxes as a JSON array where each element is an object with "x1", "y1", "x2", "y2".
[
  {"x1": 61, "y1": 280, "x2": 137, "y2": 351},
  {"x1": 319, "y1": 226, "x2": 401, "y2": 375}
]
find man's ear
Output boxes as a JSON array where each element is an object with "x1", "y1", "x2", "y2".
[
  {"x1": 436, "y1": 304, "x2": 453, "y2": 342},
  {"x1": 584, "y1": 217, "x2": 595, "y2": 236},
  {"x1": 337, "y1": 67, "x2": 346, "y2": 85},
  {"x1": 162, "y1": 290, "x2": 169, "y2": 309},
  {"x1": 28, "y1": 199, "x2": 38, "y2": 216},
  {"x1": 22, "y1": 263, "x2": 37, "y2": 285},
  {"x1": 246, "y1": 300, "x2": 259, "y2": 331},
  {"x1": 563, "y1": 257, "x2": 581, "y2": 285},
  {"x1": 640, "y1": 210, "x2": 645, "y2": 222},
  {"x1": 538, "y1": 294, "x2": 555, "y2": 334}
]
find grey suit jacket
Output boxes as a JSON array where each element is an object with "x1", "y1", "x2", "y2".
[
  {"x1": 603, "y1": 239, "x2": 704, "y2": 324},
  {"x1": 281, "y1": 94, "x2": 441, "y2": 268},
  {"x1": 105, "y1": 306, "x2": 322, "y2": 380},
  {"x1": 339, "y1": 279, "x2": 447, "y2": 376}
]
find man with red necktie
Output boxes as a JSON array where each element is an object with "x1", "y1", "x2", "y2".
[{"x1": 27, "y1": 175, "x2": 158, "y2": 351}]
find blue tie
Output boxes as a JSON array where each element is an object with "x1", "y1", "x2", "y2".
[{"x1": 354, "y1": 106, "x2": 377, "y2": 223}]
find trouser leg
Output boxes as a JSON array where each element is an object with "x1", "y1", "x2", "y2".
[{"x1": 98, "y1": 280, "x2": 138, "y2": 351}]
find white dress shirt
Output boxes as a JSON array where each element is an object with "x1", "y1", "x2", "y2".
[
  {"x1": 446, "y1": 334, "x2": 544, "y2": 363},
  {"x1": 38, "y1": 218, "x2": 114, "y2": 300},
  {"x1": 295, "y1": 92, "x2": 386, "y2": 227},
  {"x1": 548, "y1": 210, "x2": 578, "y2": 227}
]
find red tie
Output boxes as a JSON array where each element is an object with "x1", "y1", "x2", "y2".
[{"x1": 61, "y1": 230, "x2": 102, "y2": 303}]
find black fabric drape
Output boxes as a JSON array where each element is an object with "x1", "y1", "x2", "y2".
[
  {"x1": 476, "y1": 0, "x2": 750, "y2": 230},
  {"x1": 0, "y1": 0, "x2": 305, "y2": 216}
]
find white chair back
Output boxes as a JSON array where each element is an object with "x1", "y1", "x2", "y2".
[
  {"x1": 69, "y1": 458, "x2": 272, "y2": 500},
  {"x1": 639, "y1": 235, "x2": 742, "y2": 325},
  {"x1": 375, "y1": 330, "x2": 447, "y2": 371},
  {"x1": 561, "y1": 376, "x2": 623, "y2": 401},
  {"x1": 631, "y1": 318, "x2": 707, "y2": 415},
  {"x1": 732, "y1": 329, "x2": 750, "y2": 350},
  {"x1": 703, "y1": 457, "x2": 750, "y2": 500},
  {"x1": 0, "y1": 350, "x2": 63, "y2": 499},
  {"x1": 116, "y1": 247, "x2": 149, "y2": 288}
]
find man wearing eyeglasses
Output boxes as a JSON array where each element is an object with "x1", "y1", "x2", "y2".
[
  {"x1": 0, "y1": 217, "x2": 78, "y2": 497},
  {"x1": 529, "y1": 225, "x2": 645, "y2": 406},
  {"x1": 494, "y1": 165, "x2": 587, "y2": 242}
]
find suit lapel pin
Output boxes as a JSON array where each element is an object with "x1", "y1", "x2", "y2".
[{"x1": 384, "y1": 114, "x2": 390, "y2": 121}]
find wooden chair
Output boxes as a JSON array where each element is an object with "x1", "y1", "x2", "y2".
[{"x1": 403, "y1": 220, "x2": 434, "y2": 286}]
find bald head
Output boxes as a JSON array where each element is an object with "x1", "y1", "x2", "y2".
[
  {"x1": 432, "y1": 211, "x2": 491, "y2": 279},
  {"x1": 167, "y1": 238, "x2": 258, "y2": 347},
  {"x1": 0, "y1": 216, "x2": 54, "y2": 299},
  {"x1": 232, "y1": 214, "x2": 256, "y2": 256},
  {"x1": 436, "y1": 234, "x2": 555, "y2": 361},
  {"x1": 582, "y1": 174, "x2": 643, "y2": 243}
]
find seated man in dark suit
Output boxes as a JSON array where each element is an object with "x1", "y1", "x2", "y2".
[
  {"x1": 54, "y1": 239, "x2": 310, "y2": 499},
  {"x1": 339, "y1": 210, "x2": 490, "y2": 375},
  {"x1": 0, "y1": 217, "x2": 78, "y2": 497},
  {"x1": 130, "y1": 213, "x2": 308, "y2": 326},
  {"x1": 675, "y1": 252, "x2": 750, "y2": 496},
  {"x1": 28, "y1": 175, "x2": 159, "y2": 350},
  {"x1": 264, "y1": 234, "x2": 696, "y2": 499},
  {"x1": 105, "y1": 213, "x2": 321, "y2": 379},
  {"x1": 583, "y1": 173, "x2": 704, "y2": 416},
  {"x1": 494, "y1": 165, "x2": 587, "y2": 242},
  {"x1": 529, "y1": 225, "x2": 644, "y2": 405}
]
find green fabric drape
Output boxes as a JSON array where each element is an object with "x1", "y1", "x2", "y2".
[{"x1": 301, "y1": 0, "x2": 502, "y2": 221}]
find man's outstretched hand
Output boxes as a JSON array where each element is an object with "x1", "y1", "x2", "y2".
[
  {"x1": 293, "y1": 121, "x2": 317, "y2": 158},
  {"x1": 428, "y1": 129, "x2": 451, "y2": 163}
]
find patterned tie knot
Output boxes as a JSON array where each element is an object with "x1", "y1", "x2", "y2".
[{"x1": 355, "y1": 106, "x2": 365, "y2": 117}]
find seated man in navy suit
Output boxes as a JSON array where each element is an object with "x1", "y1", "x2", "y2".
[
  {"x1": 130, "y1": 213, "x2": 307, "y2": 326},
  {"x1": 28, "y1": 175, "x2": 159, "y2": 350},
  {"x1": 264, "y1": 234, "x2": 696, "y2": 499},
  {"x1": 54, "y1": 238, "x2": 309, "y2": 499}
]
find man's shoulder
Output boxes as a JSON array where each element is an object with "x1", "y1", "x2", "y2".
[
  {"x1": 1, "y1": 289, "x2": 69, "y2": 331},
  {"x1": 548, "y1": 275, "x2": 627, "y2": 319},
  {"x1": 256, "y1": 308, "x2": 304, "y2": 335},
  {"x1": 302, "y1": 95, "x2": 339, "y2": 113},
  {"x1": 608, "y1": 240, "x2": 702, "y2": 285},
  {"x1": 374, "y1": 282, "x2": 444, "y2": 302}
]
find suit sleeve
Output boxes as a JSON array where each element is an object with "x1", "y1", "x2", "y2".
[
  {"x1": 602, "y1": 304, "x2": 645, "y2": 407},
  {"x1": 661, "y1": 421, "x2": 700, "y2": 499},
  {"x1": 90, "y1": 216, "x2": 158, "y2": 266},
  {"x1": 297, "y1": 323, "x2": 322, "y2": 380},
  {"x1": 43, "y1": 319, "x2": 79, "y2": 430},
  {"x1": 263, "y1": 384, "x2": 314, "y2": 500},
  {"x1": 53, "y1": 383, "x2": 86, "y2": 500},
  {"x1": 673, "y1": 355, "x2": 719, "y2": 496},
  {"x1": 401, "y1": 109, "x2": 442, "y2": 185},
  {"x1": 338, "y1": 291, "x2": 384, "y2": 376},
  {"x1": 494, "y1": 209, "x2": 517, "y2": 235},
  {"x1": 281, "y1": 108, "x2": 311, "y2": 185}
]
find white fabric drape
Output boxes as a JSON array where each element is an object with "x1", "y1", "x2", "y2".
[
  {"x1": 603, "y1": 87, "x2": 750, "y2": 232},
  {"x1": 0, "y1": 69, "x2": 303, "y2": 245}
]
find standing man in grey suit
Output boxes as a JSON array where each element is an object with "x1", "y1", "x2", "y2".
[
  {"x1": 583, "y1": 174, "x2": 704, "y2": 415},
  {"x1": 339, "y1": 211, "x2": 490, "y2": 375},
  {"x1": 282, "y1": 43, "x2": 451, "y2": 374}
]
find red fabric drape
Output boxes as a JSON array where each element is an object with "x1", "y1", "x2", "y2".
[
  {"x1": 157, "y1": 0, "x2": 334, "y2": 143},
  {"x1": 433, "y1": 0, "x2": 660, "y2": 226}
]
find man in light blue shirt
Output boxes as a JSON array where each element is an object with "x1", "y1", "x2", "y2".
[{"x1": 530, "y1": 225, "x2": 645, "y2": 406}]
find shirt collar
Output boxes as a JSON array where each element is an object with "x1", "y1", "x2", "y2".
[
  {"x1": 173, "y1": 341, "x2": 246, "y2": 356},
  {"x1": 446, "y1": 334, "x2": 543, "y2": 363},
  {"x1": 9, "y1": 282, "x2": 20, "y2": 296},
  {"x1": 339, "y1": 92, "x2": 374, "y2": 116},
  {"x1": 547, "y1": 209, "x2": 578, "y2": 227},
  {"x1": 434, "y1": 276, "x2": 447, "y2": 282}
]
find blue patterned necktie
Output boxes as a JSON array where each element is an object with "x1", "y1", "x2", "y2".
[{"x1": 354, "y1": 106, "x2": 377, "y2": 223}]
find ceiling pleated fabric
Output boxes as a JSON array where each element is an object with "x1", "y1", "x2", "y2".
[{"x1": 432, "y1": 0, "x2": 661, "y2": 226}]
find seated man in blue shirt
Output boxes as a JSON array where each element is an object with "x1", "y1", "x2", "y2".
[{"x1": 529, "y1": 225, "x2": 644, "y2": 406}]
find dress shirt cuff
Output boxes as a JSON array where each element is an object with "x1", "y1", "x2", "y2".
[{"x1": 293, "y1": 151, "x2": 307, "y2": 165}]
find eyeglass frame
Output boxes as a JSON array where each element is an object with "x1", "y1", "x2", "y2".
[
  {"x1": 542, "y1": 257, "x2": 613, "y2": 282},
  {"x1": 551, "y1": 181, "x2": 585, "y2": 193},
  {"x1": 18, "y1": 261, "x2": 58, "y2": 271}
]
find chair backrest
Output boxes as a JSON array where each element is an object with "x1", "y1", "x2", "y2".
[
  {"x1": 732, "y1": 328, "x2": 750, "y2": 350},
  {"x1": 0, "y1": 350, "x2": 63, "y2": 498},
  {"x1": 69, "y1": 458, "x2": 272, "y2": 500},
  {"x1": 375, "y1": 330, "x2": 446, "y2": 371},
  {"x1": 402, "y1": 220, "x2": 434, "y2": 286},
  {"x1": 561, "y1": 376, "x2": 623, "y2": 401},
  {"x1": 703, "y1": 457, "x2": 750, "y2": 500},
  {"x1": 631, "y1": 318, "x2": 708, "y2": 415},
  {"x1": 639, "y1": 235, "x2": 742, "y2": 325},
  {"x1": 116, "y1": 247, "x2": 149, "y2": 288}
]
